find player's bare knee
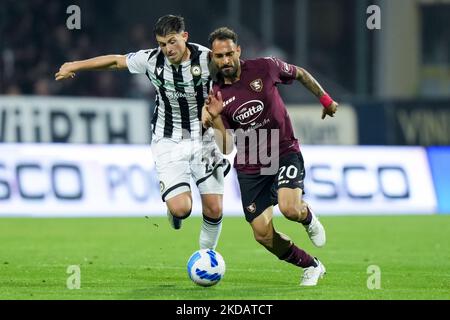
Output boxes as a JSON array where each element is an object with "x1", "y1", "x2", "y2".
[
  {"x1": 170, "y1": 207, "x2": 192, "y2": 219},
  {"x1": 279, "y1": 203, "x2": 300, "y2": 221},
  {"x1": 203, "y1": 202, "x2": 223, "y2": 219},
  {"x1": 168, "y1": 202, "x2": 192, "y2": 219},
  {"x1": 167, "y1": 193, "x2": 192, "y2": 218}
]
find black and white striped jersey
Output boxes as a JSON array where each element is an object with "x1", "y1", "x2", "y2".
[{"x1": 126, "y1": 43, "x2": 211, "y2": 141}]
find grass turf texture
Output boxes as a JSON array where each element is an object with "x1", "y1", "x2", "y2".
[{"x1": 0, "y1": 215, "x2": 449, "y2": 300}]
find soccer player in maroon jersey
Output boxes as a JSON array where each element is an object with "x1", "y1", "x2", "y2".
[{"x1": 202, "y1": 27, "x2": 338, "y2": 286}]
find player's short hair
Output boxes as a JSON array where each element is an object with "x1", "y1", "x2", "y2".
[
  {"x1": 154, "y1": 15, "x2": 185, "y2": 37},
  {"x1": 208, "y1": 27, "x2": 238, "y2": 47}
]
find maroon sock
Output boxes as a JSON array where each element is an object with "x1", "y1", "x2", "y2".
[
  {"x1": 301, "y1": 207, "x2": 312, "y2": 225},
  {"x1": 279, "y1": 244, "x2": 317, "y2": 268}
]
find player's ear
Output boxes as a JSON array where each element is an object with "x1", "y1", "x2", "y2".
[
  {"x1": 182, "y1": 31, "x2": 189, "y2": 42},
  {"x1": 236, "y1": 45, "x2": 241, "y2": 58}
]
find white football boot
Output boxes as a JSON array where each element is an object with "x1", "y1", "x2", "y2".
[
  {"x1": 300, "y1": 258, "x2": 326, "y2": 287},
  {"x1": 167, "y1": 209, "x2": 182, "y2": 230},
  {"x1": 303, "y1": 206, "x2": 326, "y2": 248}
]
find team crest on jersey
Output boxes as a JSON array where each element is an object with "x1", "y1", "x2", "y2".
[
  {"x1": 250, "y1": 79, "x2": 263, "y2": 92},
  {"x1": 191, "y1": 65, "x2": 202, "y2": 77},
  {"x1": 246, "y1": 202, "x2": 257, "y2": 214}
]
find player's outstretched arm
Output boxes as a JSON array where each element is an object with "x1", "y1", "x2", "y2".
[
  {"x1": 295, "y1": 67, "x2": 338, "y2": 119},
  {"x1": 55, "y1": 55, "x2": 127, "y2": 81}
]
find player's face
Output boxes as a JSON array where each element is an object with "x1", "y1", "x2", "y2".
[
  {"x1": 211, "y1": 39, "x2": 241, "y2": 79},
  {"x1": 156, "y1": 32, "x2": 189, "y2": 65}
]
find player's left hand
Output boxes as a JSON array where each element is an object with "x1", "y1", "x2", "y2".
[{"x1": 321, "y1": 101, "x2": 338, "y2": 119}]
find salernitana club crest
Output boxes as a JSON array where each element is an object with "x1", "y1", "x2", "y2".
[
  {"x1": 250, "y1": 79, "x2": 263, "y2": 92},
  {"x1": 246, "y1": 202, "x2": 257, "y2": 214}
]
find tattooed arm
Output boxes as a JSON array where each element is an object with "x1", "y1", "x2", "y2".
[
  {"x1": 295, "y1": 67, "x2": 326, "y2": 98},
  {"x1": 295, "y1": 67, "x2": 338, "y2": 119}
]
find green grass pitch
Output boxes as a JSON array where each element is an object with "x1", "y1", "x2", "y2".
[{"x1": 0, "y1": 215, "x2": 449, "y2": 300}]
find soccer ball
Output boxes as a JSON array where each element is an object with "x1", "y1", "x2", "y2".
[{"x1": 187, "y1": 249, "x2": 226, "y2": 287}]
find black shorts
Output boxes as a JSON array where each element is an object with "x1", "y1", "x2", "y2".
[{"x1": 237, "y1": 152, "x2": 306, "y2": 223}]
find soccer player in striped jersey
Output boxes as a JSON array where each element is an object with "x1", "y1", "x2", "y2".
[{"x1": 55, "y1": 15, "x2": 229, "y2": 251}]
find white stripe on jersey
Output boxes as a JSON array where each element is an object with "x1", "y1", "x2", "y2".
[{"x1": 126, "y1": 43, "x2": 211, "y2": 141}]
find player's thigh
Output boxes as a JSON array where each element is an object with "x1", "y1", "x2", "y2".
[
  {"x1": 276, "y1": 152, "x2": 306, "y2": 207},
  {"x1": 151, "y1": 138, "x2": 191, "y2": 203},
  {"x1": 191, "y1": 140, "x2": 228, "y2": 197},
  {"x1": 237, "y1": 172, "x2": 276, "y2": 223},
  {"x1": 278, "y1": 187, "x2": 303, "y2": 214}
]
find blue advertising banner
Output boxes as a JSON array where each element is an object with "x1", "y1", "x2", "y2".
[{"x1": 427, "y1": 146, "x2": 450, "y2": 213}]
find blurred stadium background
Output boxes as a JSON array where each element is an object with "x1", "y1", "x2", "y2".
[{"x1": 0, "y1": 0, "x2": 449, "y2": 300}]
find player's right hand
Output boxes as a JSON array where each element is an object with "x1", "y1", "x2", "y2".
[
  {"x1": 321, "y1": 101, "x2": 338, "y2": 119},
  {"x1": 201, "y1": 105, "x2": 213, "y2": 129},
  {"x1": 205, "y1": 89, "x2": 224, "y2": 119},
  {"x1": 55, "y1": 62, "x2": 76, "y2": 81}
]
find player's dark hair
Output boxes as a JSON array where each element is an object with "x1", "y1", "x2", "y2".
[
  {"x1": 208, "y1": 27, "x2": 238, "y2": 47},
  {"x1": 153, "y1": 15, "x2": 185, "y2": 37}
]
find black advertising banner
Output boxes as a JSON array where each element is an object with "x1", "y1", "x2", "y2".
[{"x1": 356, "y1": 99, "x2": 450, "y2": 146}]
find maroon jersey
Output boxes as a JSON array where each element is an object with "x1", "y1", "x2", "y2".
[{"x1": 214, "y1": 57, "x2": 301, "y2": 174}]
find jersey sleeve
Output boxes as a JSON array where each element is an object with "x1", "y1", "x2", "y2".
[
  {"x1": 125, "y1": 50, "x2": 152, "y2": 74},
  {"x1": 265, "y1": 57, "x2": 297, "y2": 85}
]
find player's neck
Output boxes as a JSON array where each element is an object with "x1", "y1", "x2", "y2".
[{"x1": 180, "y1": 47, "x2": 191, "y2": 63}]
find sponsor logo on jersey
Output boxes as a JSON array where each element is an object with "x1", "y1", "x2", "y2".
[
  {"x1": 159, "y1": 181, "x2": 165, "y2": 193},
  {"x1": 250, "y1": 79, "x2": 263, "y2": 92},
  {"x1": 244, "y1": 118, "x2": 271, "y2": 132},
  {"x1": 156, "y1": 67, "x2": 163, "y2": 76},
  {"x1": 232, "y1": 100, "x2": 264, "y2": 125},
  {"x1": 166, "y1": 91, "x2": 197, "y2": 100}
]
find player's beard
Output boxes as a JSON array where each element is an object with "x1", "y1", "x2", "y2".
[{"x1": 220, "y1": 65, "x2": 238, "y2": 81}]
